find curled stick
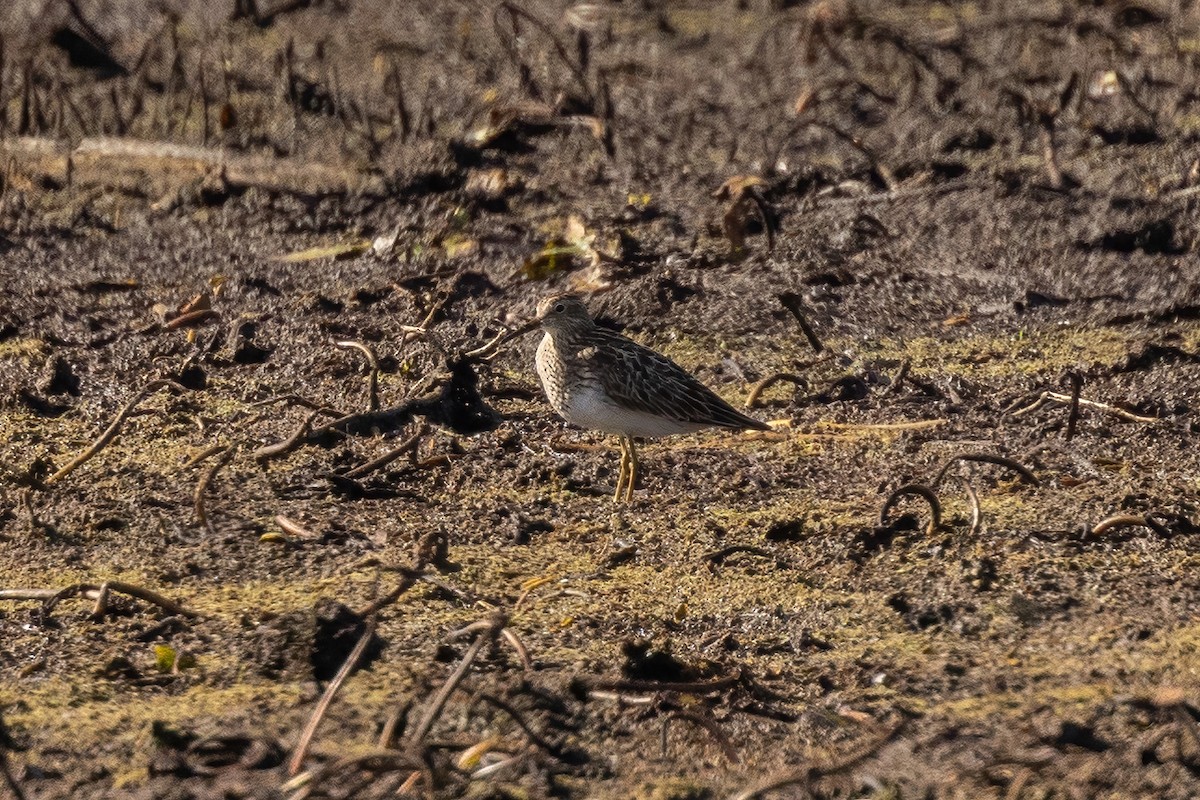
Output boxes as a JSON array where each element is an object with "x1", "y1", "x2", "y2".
[
  {"x1": 474, "y1": 692, "x2": 561, "y2": 756},
  {"x1": 730, "y1": 720, "x2": 904, "y2": 800},
  {"x1": 746, "y1": 373, "x2": 808, "y2": 409},
  {"x1": 287, "y1": 614, "x2": 378, "y2": 776},
  {"x1": 878, "y1": 483, "x2": 942, "y2": 534},
  {"x1": 47, "y1": 380, "x2": 184, "y2": 484},
  {"x1": 181, "y1": 443, "x2": 227, "y2": 469},
  {"x1": 932, "y1": 452, "x2": 1040, "y2": 488},
  {"x1": 336, "y1": 340, "x2": 380, "y2": 411},
  {"x1": 501, "y1": 628, "x2": 532, "y2": 671},
  {"x1": 461, "y1": 319, "x2": 538, "y2": 361},
  {"x1": 1010, "y1": 390, "x2": 1159, "y2": 424},
  {"x1": 252, "y1": 407, "x2": 338, "y2": 461},
  {"x1": 194, "y1": 445, "x2": 235, "y2": 535},
  {"x1": 1089, "y1": 513, "x2": 1171, "y2": 538}
]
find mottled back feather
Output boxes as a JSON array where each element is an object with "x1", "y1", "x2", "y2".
[{"x1": 571, "y1": 326, "x2": 771, "y2": 431}]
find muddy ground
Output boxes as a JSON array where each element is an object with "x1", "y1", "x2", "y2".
[{"x1": 2, "y1": 0, "x2": 1200, "y2": 798}]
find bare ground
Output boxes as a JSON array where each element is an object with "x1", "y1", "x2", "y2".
[{"x1": 2, "y1": 1, "x2": 1200, "y2": 798}]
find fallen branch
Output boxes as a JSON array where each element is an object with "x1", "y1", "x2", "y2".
[
  {"x1": 663, "y1": 710, "x2": 739, "y2": 764},
  {"x1": 342, "y1": 424, "x2": 428, "y2": 479},
  {"x1": 580, "y1": 674, "x2": 739, "y2": 695},
  {"x1": 729, "y1": 719, "x2": 905, "y2": 800},
  {"x1": 46, "y1": 380, "x2": 184, "y2": 484},
  {"x1": 746, "y1": 373, "x2": 809, "y2": 409},
  {"x1": 778, "y1": 293, "x2": 824, "y2": 353}
]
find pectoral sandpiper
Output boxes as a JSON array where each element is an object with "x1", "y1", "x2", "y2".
[{"x1": 534, "y1": 293, "x2": 770, "y2": 502}]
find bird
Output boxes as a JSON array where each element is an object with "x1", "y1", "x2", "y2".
[{"x1": 533, "y1": 292, "x2": 771, "y2": 501}]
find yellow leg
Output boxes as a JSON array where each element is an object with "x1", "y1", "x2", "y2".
[
  {"x1": 624, "y1": 436, "x2": 639, "y2": 503},
  {"x1": 613, "y1": 437, "x2": 629, "y2": 502}
]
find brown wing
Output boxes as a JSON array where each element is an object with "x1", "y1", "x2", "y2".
[{"x1": 580, "y1": 329, "x2": 771, "y2": 431}]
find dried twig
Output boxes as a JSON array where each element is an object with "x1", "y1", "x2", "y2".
[
  {"x1": 287, "y1": 613, "x2": 379, "y2": 776},
  {"x1": 964, "y1": 481, "x2": 982, "y2": 537},
  {"x1": 878, "y1": 483, "x2": 942, "y2": 534},
  {"x1": 46, "y1": 379, "x2": 184, "y2": 484},
  {"x1": 1009, "y1": 391, "x2": 1158, "y2": 424},
  {"x1": 1063, "y1": 371, "x2": 1083, "y2": 441},
  {"x1": 336, "y1": 340, "x2": 380, "y2": 411},
  {"x1": 0, "y1": 725, "x2": 26, "y2": 800},
  {"x1": 663, "y1": 710, "x2": 739, "y2": 764},
  {"x1": 778, "y1": 292, "x2": 824, "y2": 353},
  {"x1": 1089, "y1": 513, "x2": 1171, "y2": 538},
  {"x1": 730, "y1": 719, "x2": 905, "y2": 800},
  {"x1": 580, "y1": 674, "x2": 738, "y2": 695},
  {"x1": 408, "y1": 613, "x2": 506, "y2": 747},
  {"x1": 274, "y1": 515, "x2": 319, "y2": 540},
  {"x1": 746, "y1": 373, "x2": 808, "y2": 409},
  {"x1": 194, "y1": 445, "x2": 235, "y2": 535},
  {"x1": 931, "y1": 452, "x2": 1040, "y2": 488},
  {"x1": 252, "y1": 407, "x2": 340, "y2": 460},
  {"x1": 343, "y1": 424, "x2": 427, "y2": 479},
  {"x1": 3, "y1": 580, "x2": 201, "y2": 618},
  {"x1": 181, "y1": 443, "x2": 228, "y2": 469}
]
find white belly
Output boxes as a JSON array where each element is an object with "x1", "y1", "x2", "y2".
[{"x1": 557, "y1": 384, "x2": 703, "y2": 438}]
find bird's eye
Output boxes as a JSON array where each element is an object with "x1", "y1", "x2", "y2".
[{"x1": 554, "y1": 303, "x2": 566, "y2": 313}]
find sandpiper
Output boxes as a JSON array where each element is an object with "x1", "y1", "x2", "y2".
[{"x1": 534, "y1": 293, "x2": 770, "y2": 501}]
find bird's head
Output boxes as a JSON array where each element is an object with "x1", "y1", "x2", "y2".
[{"x1": 536, "y1": 293, "x2": 594, "y2": 334}]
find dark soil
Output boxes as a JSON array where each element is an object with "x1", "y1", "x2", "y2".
[{"x1": 3, "y1": 1, "x2": 1200, "y2": 798}]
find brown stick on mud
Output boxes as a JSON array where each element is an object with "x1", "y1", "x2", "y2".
[
  {"x1": 745, "y1": 373, "x2": 808, "y2": 409},
  {"x1": 964, "y1": 481, "x2": 982, "y2": 537},
  {"x1": 931, "y1": 453, "x2": 1040, "y2": 489},
  {"x1": 1089, "y1": 513, "x2": 1171, "y2": 538},
  {"x1": 408, "y1": 613, "x2": 507, "y2": 748},
  {"x1": 335, "y1": 340, "x2": 380, "y2": 411},
  {"x1": 0, "y1": 718, "x2": 27, "y2": 800},
  {"x1": 342, "y1": 424, "x2": 427, "y2": 479},
  {"x1": 878, "y1": 483, "x2": 942, "y2": 534},
  {"x1": 580, "y1": 674, "x2": 739, "y2": 695},
  {"x1": 8, "y1": 580, "x2": 201, "y2": 618},
  {"x1": 777, "y1": 293, "x2": 824, "y2": 353},
  {"x1": 252, "y1": 407, "x2": 340, "y2": 460},
  {"x1": 287, "y1": 613, "x2": 379, "y2": 776},
  {"x1": 1063, "y1": 372, "x2": 1083, "y2": 441},
  {"x1": 194, "y1": 445, "x2": 236, "y2": 535},
  {"x1": 46, "y1": 380, "x2": 184, "y2": 485}
]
